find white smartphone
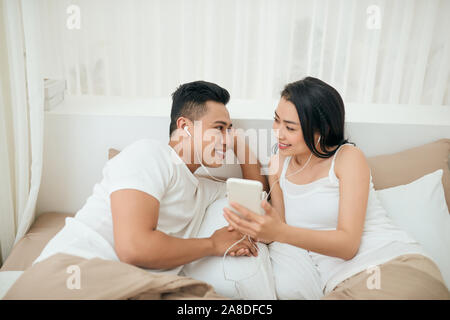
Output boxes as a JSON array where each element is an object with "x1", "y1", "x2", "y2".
[{"x1": 226, "y1": 178, "x2": 264, "y2": 217}]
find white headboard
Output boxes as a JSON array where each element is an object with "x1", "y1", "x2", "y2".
[{"x1": 37, "y1": 96, "x2": 450, "y2": 216}]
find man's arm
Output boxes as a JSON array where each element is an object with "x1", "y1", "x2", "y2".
[
  {"x1": 111, "y1": 189, "x2": 257, "y2": 269},
  {"x1": 233, "y1": 133, "x2": 269, "y2": 192}
]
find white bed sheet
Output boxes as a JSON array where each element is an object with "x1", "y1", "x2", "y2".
[{"x1": 0, "y1": 271, "x2": 23, "y2": 299}]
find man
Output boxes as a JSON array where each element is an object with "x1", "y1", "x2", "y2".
[{"x1": 33, "y1": 80, "x2": 268, "y2": 275}]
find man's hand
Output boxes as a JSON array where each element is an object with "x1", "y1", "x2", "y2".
[
  {"x1": 227, "y1": 225, "x2": 273, "y2": 245},
  {"x1": 209, "y1": 226, "x2": 258, "y2": 257}
]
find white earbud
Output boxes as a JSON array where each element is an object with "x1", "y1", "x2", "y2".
[{"x1": 184, "y1": 126, "x2": 191, "y2": 137}]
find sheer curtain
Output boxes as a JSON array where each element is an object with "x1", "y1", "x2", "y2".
[
  {"x1": 38, "y1": 0, "x2": 449, "y2": 105},
  {"x1": 0, "y1": 0, "x2": 44, "y2": 265}
]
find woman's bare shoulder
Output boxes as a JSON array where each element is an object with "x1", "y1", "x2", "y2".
[{"x1": 334, "y1": 144, "x2": 370, "y2": 180}]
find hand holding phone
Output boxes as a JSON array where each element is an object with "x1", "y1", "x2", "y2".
[{"x1": 226, "y1": 178, "x2": 264, "y2": 218}]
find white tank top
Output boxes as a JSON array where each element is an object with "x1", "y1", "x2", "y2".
[{"x1": 279, "y1": 143, "x2": 431, "y2": 294}]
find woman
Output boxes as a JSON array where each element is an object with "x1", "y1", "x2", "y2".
[{"x1": 223, "y1": 77, "x2": 449, "y2": 300}]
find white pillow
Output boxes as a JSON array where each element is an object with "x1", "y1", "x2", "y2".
[
  {"x1": 181, "y1": 197, "x2": 277, "y2": 299},
  {"x1": 375, "y1": 169, "x2": 450, "y2": 289}
]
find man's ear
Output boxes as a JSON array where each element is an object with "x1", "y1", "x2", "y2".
[
  {"x1": 175, "y1": 117, "x2": 195, "y2": 139},
  {"x1": 176, "y1": 116, "x2": 191, "y2": 131}
]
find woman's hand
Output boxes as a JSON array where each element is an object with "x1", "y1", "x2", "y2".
[{"x1": 223, "y1": 200, "x2": 285, "y2": 243}]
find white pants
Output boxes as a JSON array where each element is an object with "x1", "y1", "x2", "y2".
[{"x1": 269, "y1": 242, "x2": 324, "y2": 300}]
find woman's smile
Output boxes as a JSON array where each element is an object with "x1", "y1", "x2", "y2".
[{"x1": 278, "y1": 142, "x2": 292, "y2": 150}]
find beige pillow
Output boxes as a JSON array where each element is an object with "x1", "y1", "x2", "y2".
[
  {"x1": 0, "y1": 213, "x2": 75, "y2": 271},
  {"x1": 109, "y1": 139, "x2": 450, "y2": 210},
  {"x1": 367, "y1": 139, "x2": 450, "y2": 211},
  {"x1": 108, "y1": 148, "x2": 120, "y2": 160}
]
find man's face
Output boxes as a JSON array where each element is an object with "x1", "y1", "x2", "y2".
[{"x1": 190, "y1": 101, "x2": 233, "y2": 168}]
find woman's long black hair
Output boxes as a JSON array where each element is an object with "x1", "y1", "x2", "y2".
[{"x1": 275, "y1": 76, "x2": 355, "y2": 158}]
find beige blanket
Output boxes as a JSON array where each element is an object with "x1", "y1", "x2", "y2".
[{"x1": 3, "y1": 253, "x2": 227, "y2": 300}]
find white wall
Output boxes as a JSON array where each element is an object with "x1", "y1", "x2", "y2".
[{"x1": 36, "y1": 96, "x2": 450, "y2": 216}]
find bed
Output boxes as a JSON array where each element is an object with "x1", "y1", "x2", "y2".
[
  {"x1": 1, "y1": 139, "x2": 449, "y2": 299},
  {"x1": 0, "y1": 213, "x2": 73, "y2": 299}
]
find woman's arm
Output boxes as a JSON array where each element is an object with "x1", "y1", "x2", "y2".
[{"x1": 224, "y1": 145, "x2": 371, "y2": 261}]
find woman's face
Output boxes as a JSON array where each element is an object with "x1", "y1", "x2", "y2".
[{"x1": 272, "y1": 97, "x2": 318, "y2": 157}]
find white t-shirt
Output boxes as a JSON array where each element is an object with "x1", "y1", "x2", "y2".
[{"x1": 33, "y1": 139, "x2": 227, "y2": 275}]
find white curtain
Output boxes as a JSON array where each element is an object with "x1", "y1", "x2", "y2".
[
  {"x1": 38, "y1": 0, "x2": 450, "y2": 105},
  {"x1": 0, "y1": 0, "x2": 44, "y2": 265}
]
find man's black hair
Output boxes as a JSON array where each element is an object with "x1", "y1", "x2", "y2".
[{"x1": 169, "y1": 80, "x2": 230, "y2": 136}]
